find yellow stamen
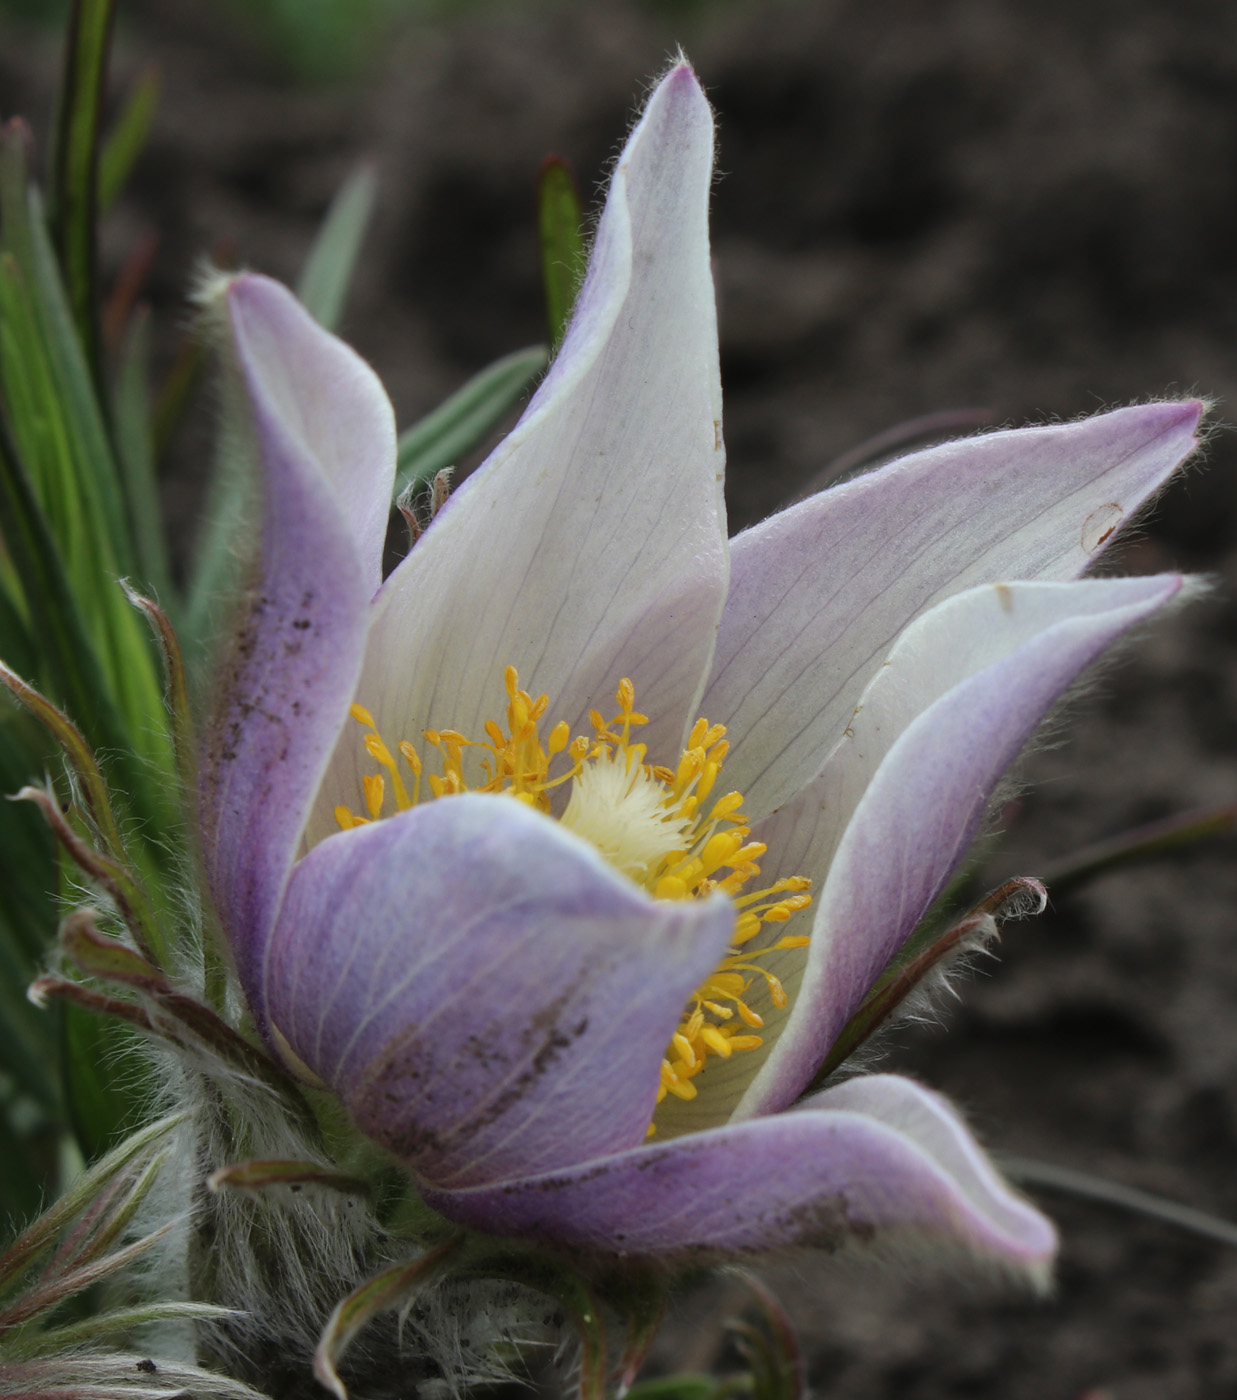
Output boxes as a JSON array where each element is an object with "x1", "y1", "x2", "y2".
[{"x1": 334, "y1": 672, "x2": 813, "y2": 1122}]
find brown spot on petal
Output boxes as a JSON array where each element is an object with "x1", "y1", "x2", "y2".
[
  {"x1": 995, "y1": 582, "x2": 1013, "y2": 614},
  {"x1": 1082, "y1": 502, "x2": 1123, "y2": 555}
]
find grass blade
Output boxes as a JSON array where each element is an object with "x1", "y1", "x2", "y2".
[
  {"x1": 394, "y1": 344, "x2": 547, "y2": 499},
  {"x1": 1000, "y1": 1154, "x2": 1237, "y2": 1248},
  {"x1": 49, "y1": 0, "x2": 116, "y2": 386},
  {"x1": 297, "y1": 162, "x2": 377, "y2": 332},
  {"x1": 537, "y1": 155, "x2": 584, "y2": 347},
  {"x1": 98, "y1": 64, "x2": 159, "y2": 214}
]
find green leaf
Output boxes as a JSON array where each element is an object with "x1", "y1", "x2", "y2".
[
  {"x1": 12, "y1": 1300, "x2": 233, "y2": 1356},
  {"x1": 313, "y1": 1237, "x2": 465, "y2": 1400},
  {"x1": 0, "y1": 404, "x2": 130, "y2": 782},
  {"x1": 97, "y1": 63, "x2": 159, "y2": 214},
  {"x1": 111, "y1": 307, "x2": 172, "y2": 599},
  {"x1": 49, "y1": 0, "x2": 116, "y2": 384},
  {"x1": 999, "y1": 1154, "x2": 1237, "y2": 1249},
  {"x1": 0, "y1": 1110, "x2": 183, "y2": 1291},
  {"x1": 0, "y1": 125, "x2": 176, "y2": 817},
  {"x1": 394, "y1": 344, "x2": 547, "y2": 500},
  {"x1": 1037, "y1": 801, "x2": 1237, "y2": 895},
  {"x1": 296, "y1": 162, "x2": 377, "y2": 332},
  {"x1": 208, "y1": 1159, "x2": 369, "y2": 1197},
  {"x1": 60, "y1": 1002, "x2": 146, "y2": 1162},
  {"x1": 538, "y1": 155, "x2": 584, "y2": 347}
]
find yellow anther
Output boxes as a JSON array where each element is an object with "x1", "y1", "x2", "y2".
[
  {"x1": 655, "y1": 874, "x2": 688, "y2": 901},
  {"x1": 363, "y1": 773, "x2": 385, "y2": 819},
  {"x1": 350, "y1": 703, "x2": 376, "y2": 727},
  {"x1": 733, "y1": 913, "x2": 763, "y2": 945},
  {"x1": 616, "y1": 677, "x2": 636, "y2": 713},
  {"x1": 398, "y1": 741, "x2": 421, "y2": 775},
  {"x1": 548, "y1": 721, "x2": 570, "y2": 756},
  {"x1": 671, "y1": 1032, "x2": 697, "y2": 1068},
  {"x1": 675, "y1": 750, "x2": 702, "y2": 789},
  {"x1": 709, "y1": 791, "x2": 745, "y2": 821},
  {"x1": 700, "y1": 831, "x2": 744, "y2": 876},
  {"x1": 700, "y1": 1026, "x2": 733, "y2": 1058},
  {"x1": 364, "y1": 733, "x2": 392, "y2": 763},
  {"x1": 696, "y1": 761, "x2": 720, "y2": 805}
]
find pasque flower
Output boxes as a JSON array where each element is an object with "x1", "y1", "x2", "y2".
[{"x1": 199, "y1": 64, "x2": 1199, "y2": 1273}]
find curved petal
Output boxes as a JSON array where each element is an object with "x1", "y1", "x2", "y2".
[
  {"x1": 704, "y1": 402, "x2": 1201, "y2": 819},
  {"x1": 308, "y1": 64, "x2": 728, "y2": 844},
  {"x1": 655, "y1": 573, "x2": 1184, "y2": 1133},
  {"x1": 265, "y1": 793, "x2": 735, "y2": 1189},
  {"x1": 730, "y1": 572, "x2": 1185, "y2": 1119},
  {"x1": 198, "y1": 275, "x2": 396, "y2": 1014},
  {"x1": 424, "y1": 1074, "x2": 1054, "y2": 1277}
]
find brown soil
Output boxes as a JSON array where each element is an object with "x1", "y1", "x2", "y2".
[{"x1": 3, "y1": 1, "x2": 1236, "y2": 1395}]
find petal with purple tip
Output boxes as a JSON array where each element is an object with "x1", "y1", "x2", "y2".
[
  {"x1": 705, "y1": 402, "x2": 1201, "y2": 819},
  {"x1": 424, "y1": 1073, "x2": 1054, "y2": 1275},
  {"x1": 199, "y1": 275, "x2": 396, "y2": 1013},
  {"x1": 265, "y1": 793, "x2": 735, "y2": 1188},
  {"x1": 731, "y1": 572, "x2": 1185, "y2": 1118},
  {"x1": 308, "y1": 65, "x2": 727, "y2": 844}
]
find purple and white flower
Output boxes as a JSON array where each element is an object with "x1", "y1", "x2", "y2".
[{"x1": 198, "y1": 64, "x2": 1199, "y2": 1274}]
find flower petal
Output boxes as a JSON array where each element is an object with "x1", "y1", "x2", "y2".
[
  {"x1": 265, "y1": 793, "x2": 735, "y2": 1189},
  {"x1": 423, "y1": 1073, "x2": 1054, "y2": 1275},
  {"x1": 730, "y1": 572, "x2": 1185, "y2": 1118},
  {"x1": 704, "y1": 402, "x2": 1201, "y2": 819},
  {"x1": 308, "y1": 64, "x2": 727, "y2": 841},
  {"x1": 198, "y1": 275, "x2": 396, "y2": 1014}
]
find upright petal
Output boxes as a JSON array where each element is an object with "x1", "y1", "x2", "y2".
[
  {"x1": 198, "y1": 275, "x2": 397, "y2": 1015},
  {"x1": 704, "y1": 402, "x2": 1201, "y2": 818},
  {"x1": 424, "y1": 1074, "x2": 1054, "y2": 1278},
  {"x1": 265, "y1": 794, "x2": 735, "y2": 1188},
  {"x1": 730, "y1": 573, "x2": 1185, "y2": 1119},
  {"x1": 309, "y1": 64, "x2": 727, "y2": 843}
]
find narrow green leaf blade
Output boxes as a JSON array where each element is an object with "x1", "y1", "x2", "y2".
[
  {"x1": 112, "y1": 307, "x2": 172, "y2": 598},
  {"x1": 97, "y1": 63, "x2": 159, "y2": 214},
  {"x1": 0, "y1": 1110, "x2": 184, "y2": 1291},
  {"x1": 394, "y1": 344, "x2": 547, "y2": 499},
  {"x1": 297, "y1": 162, "x2": 377, "y2": 332},
  {"x1": 313, "y1": 1237, "x2": 465, "y2": 1400},
  {"x1": 538, "y1": 155, "x2": 584, "y2": 347},
  {"x1": 49, "y1": 0, "x2": 116, "y2": 383}
]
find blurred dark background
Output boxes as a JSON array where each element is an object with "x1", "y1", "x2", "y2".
[{"x1": 3, "y1": 0, "x2": 1237, "y2": 1395}]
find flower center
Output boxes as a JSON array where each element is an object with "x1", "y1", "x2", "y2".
[{"x1": 336, "y1": 669, "x2": 811, "y2": 1120}]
